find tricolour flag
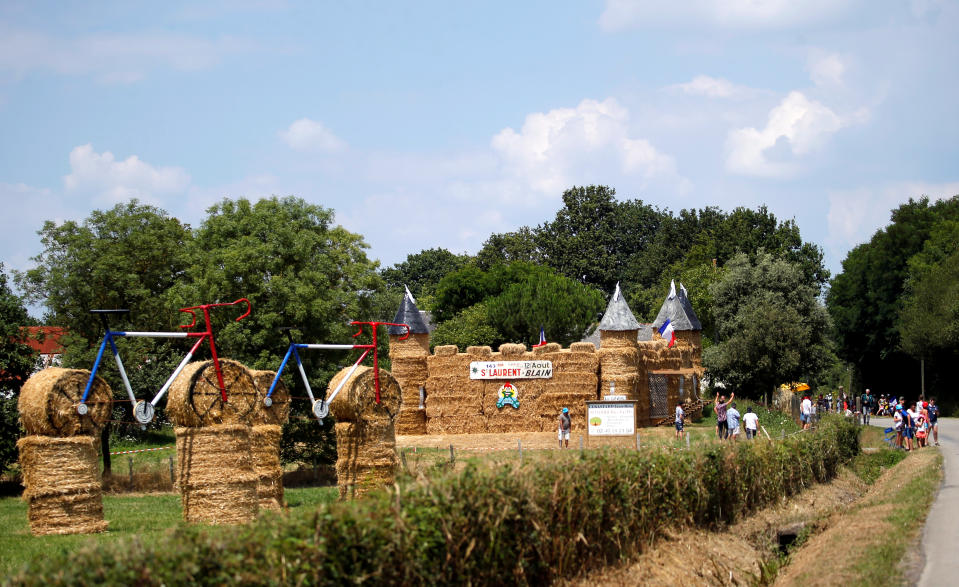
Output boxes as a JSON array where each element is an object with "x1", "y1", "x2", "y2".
[
  {"x1": 658, "y1": 319, "x2": 676, "y2": 348},
  {"x1": 532, "y1": 326, "x2": 547, "y2": 347}
]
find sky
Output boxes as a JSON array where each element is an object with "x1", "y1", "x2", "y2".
[{"x1": 2, "y1": 0, "x2": 958, "y2": 314}]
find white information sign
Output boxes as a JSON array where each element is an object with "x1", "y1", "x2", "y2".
[
  {"x1": 469, "y1": 360, "x2": 553, "y2": 380},
  {"x1": 587, "y1": 402, "x2": 636, "y2": 436}
]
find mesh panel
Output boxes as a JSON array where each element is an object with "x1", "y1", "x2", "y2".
[
  {"x1": 679, "y1": 375, "x2": 685, "y2": 398},
  {"x1": 649, "y1": 374, "x2": 668, "y2": 418}
]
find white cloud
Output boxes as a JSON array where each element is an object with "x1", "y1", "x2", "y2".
[
  {"x1": 63, "y1": 144, "x2": 191, "y2": 203},
  {"x1": 667, "y1": 75, "x2": 755, "y2": 98},
  {"x1": 599, "y1": 0, "x2": 858, "y2": 31},
  {"x1": 807, "y1": 52, "x2": 846, "y2": 87},
  {"x1": 827, "y1": 181, "x2": 959, "y2": 249},
  {"x1": 491, "y1": 98, "x2": 684, "y2": 195},
  {"x1": 725, "y1": 91, "x2": 845, "y2": 178},
  {"x1": 0, "y1": 29, "x2": 253, "y2": 83},
  {"x1": 279, "y1": 118, "x2": 346, "y2": 152}
]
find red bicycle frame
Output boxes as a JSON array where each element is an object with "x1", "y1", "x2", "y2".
[
  {"x1": 349, "y1": 321, "x2": 409, "y2": 403},
  {"x1": 177, "y1": 298, "x2": 252, "y2": 402}
]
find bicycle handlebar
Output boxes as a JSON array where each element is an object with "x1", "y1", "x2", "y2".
[
  {"x1": 178, "y1": 298, "x2": 252, "y2": 329},
  {"x1": 350, "y1": 321, "x2": 410, "y2": 341}
]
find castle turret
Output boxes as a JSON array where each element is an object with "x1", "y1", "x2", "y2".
[
  {"x1": 388, "y1": 287, "x2": 431, "y2": 435},
  {"x1": 598, "y1": 283, "x2": 642, "y2": 404},
  {"x1": 649, "y1": 280, "x2": 704, "y2": 417}
]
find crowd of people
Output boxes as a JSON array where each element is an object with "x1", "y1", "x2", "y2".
[
  {"x1": 712, "y1": 393, "x2": 761, "y2": 441},
  {"x1": 890, "y1": 396, "x2": 940, "y2": 451}
]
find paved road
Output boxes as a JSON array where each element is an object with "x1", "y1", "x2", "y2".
[{"x1": 870, "y1": 416, "x2": 957, "y2": 585}]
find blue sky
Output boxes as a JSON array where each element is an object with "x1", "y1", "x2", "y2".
[{"x1": 2, "y1": 0, "x2": 958, "y2": 310}]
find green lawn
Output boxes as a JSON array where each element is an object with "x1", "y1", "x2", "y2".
[{"x1": 0, "y1": 486, "x2": 338, "y2": 579}]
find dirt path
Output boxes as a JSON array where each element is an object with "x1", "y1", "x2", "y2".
[{"x1": 565, "y1": 470, "x2": 868, "y2": 586}]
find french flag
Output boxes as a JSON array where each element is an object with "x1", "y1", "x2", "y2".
[
  {"x1": 532, "y1": 326, "x2": 547, "y2": 347},
  {"x1": 658, "y1": 319, "x2": 676, "y2": 348}
]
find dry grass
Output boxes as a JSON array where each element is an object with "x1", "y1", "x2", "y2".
[
  {"x1": 175, "y1": 424, "x2": 258, "y2": 524},
  {"x1": 18, "y1": 368, "x2": 111, "y2": 437}
]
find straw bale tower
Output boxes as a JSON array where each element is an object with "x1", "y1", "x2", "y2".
[
  {"x1": 649, "y1": 281, "x2": 705, "y2": 420},
  {"x1": 249, "y1": 370, "x2": 292, "y2": 511},
  {"x1": 598, "y1": 283, "x2": 643, "y2": 409},
  {"x1": 388, "y1": 288, "x2": 431, "y2": 435}
]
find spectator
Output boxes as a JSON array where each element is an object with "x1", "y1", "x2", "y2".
[
  {"x1": 893, "y1": 407, "x2": 904, "y2": 449},
  {"x1": 714, "y1": 392, "x2": 734, "y2": 441},
  {"x1": 675, "y1": 402, "x2": 685, "y2": 440},
  {"x1": 928, "y1": 397, "x2": 940, "y2": 446},
  {"x1": 901, "y1": 403, "x2": 915, "y2": 451},
  {"x1": 862, "y1": 389, "x2": 875, "y2": 425},
  {"x1": 743, "y1": 407, "x2": 759, "y2": 440},
  {"x1": 727, "y1": 402, "x2": 742, "y2": 441},
  {"x1": 800, "y1": 394, "x2": 813, "y2": 430},
  {"x1": 557, "y1": 407, "x2": 571, "y2": 449}
]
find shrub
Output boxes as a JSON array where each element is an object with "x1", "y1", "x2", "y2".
[{"x1": 7, "y1": 416, "x2": 859, "y2": 586}]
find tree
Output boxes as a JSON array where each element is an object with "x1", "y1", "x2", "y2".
[
  {"x1": 827, "y1": 196, "x2": 959, "y2": 397},
  {"x1": 431, "y1": 265, "x2": 494, "y2": 322},
  {"x1": 0, "y1": 264, "x2": 38, "y2": 472},
  {"x1": 430, "y1": 302, "x2": 503, "y2": 351},
  {"x1": 485, "y1": 269, "x2": 606, "y2": 347},
  {"x1": 381, "y1": 248, "x2": 471, "y2": 299},
  {"x1": 703, "y1": 252, "x2": 832, "y2": 396},
  {"x1": 170, "y1": 196, "x2": 383, "y2": 466},
  {"x1": 475, "y1": 228, "x2": 543, "y2": 270}
]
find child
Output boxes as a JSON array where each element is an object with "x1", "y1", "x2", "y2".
[{"x1": 915, "y1": 414, "x2": 927, "y2": 448}]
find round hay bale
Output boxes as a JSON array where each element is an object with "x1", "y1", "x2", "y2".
[
  {"x1": 466, "y1": 345, "x2": 492, "y2": 357},
  {"x1": 335, "y1": 419, "x2": 397, "y2": 500},
  {"x1": 570, "y1": 342, "x2": 596, "y2": 354},
  {"x1": 18, "y1": 368, "x2": 112, "y2": 437},
  {"x1": 251, "y1": 424, "x2": 284, "y2": 511},
  {"x1": 167, "y1": 359, "x2": 257, "y2": 427},
  {"x1": 499, "y1": 343, "x2": 526, "y2": 357},
  {"x1": 434, "y1": 345, "x2": 458, "y2": 356},
  {"x1": 533, "y1": 342, "x2": 562, "y2": 355},
  {"x1": 175, "y1": 424, "x2": 258, "y2": 524},
  {"x1": 249, "y1": 370, "x2": 291, "y2": 426},
  {"x1": 599, "y1": 329, "x2": 639, "y2": 348},
  {"x1": 327, "y1": 366, "x2": 401, "y2": 423},
  {"x1": 17, "y1": 435, "x2": 107, "y2": 535}
]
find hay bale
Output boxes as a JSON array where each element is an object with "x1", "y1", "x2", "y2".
[
  {"x1": 600, "y1": 329, "x2": 638, "y2": 349},
  {"x1": 175, "y1": 425, "x2": 258, "y2": 524},
  {"x1": 18, "y1": 368, "x2": 112, "y2": 437},
  {"x1": 249, "y1": 370, "x2": 291, "y2": 426},
  {"x1": 327, "y1": 366, "x2": 401, "y2": 422},
  {"x1": 335, "y1": 419, "x2": 397, "y2": 499},
  {"x1": 466, "y1": 345, "x2": 492, "y2": 357},
  {"x1": 434, "y1": 345, "x2": 458, "y2": 356},
  {"x1": 251, "y1": 425, "x2": 284, "y2": 511},
  {"x1": 167, "y1": 359, "x2": 257, "y2": 427},
  {"x1": 390, "y1": 334, "x2": 431, "y2": 436},
  {"x1": 389, "y1": 332, "x2": 430, "y2": 357},
  {"x1": 425, "y1": 353, "x2": 486, "y2": 434},
  {"x1": 570, "y1": 342, "x2": 596, "y2": 353},
  {"x1": 532, "y1": 342, "x2": 562, "y2": 355},
  {"x1": 499, "y1": 343, "x2": 526, "y2": 357},
  {"x1": 17, "y1": 435, "x2": 107, "y2": 535}
]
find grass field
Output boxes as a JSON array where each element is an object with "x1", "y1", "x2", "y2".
[{"x1": 0, "y1": 486, "x2": 338, "y2": 578}]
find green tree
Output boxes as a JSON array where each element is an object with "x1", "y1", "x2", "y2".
[
  {"x1": 430, "y1": 302, "x2": 503, "y2": 351},
  {"x1": 432, "y1": 265, "x2": 494, "y2": 322},
  {"x1": 475, "y1": 228, "x2": 543, "y2": 270},
  {"x1": 381, "y1": 248, "x2": 471, "y2": 299},
  {"x1": 703, "y1": 252, "x2": 832, "y2": 396},
  {"x1": 486, "y1": 269, "x2": 605, "y2": 347},
  {"x1": 1, "y1": 264, "x2": 38, "y2": 472},
  {"x1": 827, "y1": 196, "x2": 959, "y2": 397},
  {"x1": 170, "y1": 196, "x2": 383, "y2": 466}
]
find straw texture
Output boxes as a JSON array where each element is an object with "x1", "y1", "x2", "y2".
[
  {"x1": 390, "y1": 333, "x2": 430, "y2": 435},
  {"x1": 167, "y1": 359, "x2": 257, "y2": 427},
  {"x1": 249, "y1": 370, "x2": 291, "y2": 426},
  {"x1": 18, "y1": 368, "x2": 111, "y2": 437},
  {"x1": 17, "y1": 435, "x2": 107, "y2": 535},
  {"x1": 251, "y1": 424, "x2": 284, "y2": 511},
  {"x1": 175, "y1": 425, "x2": 258, "y2": 524},
  {"x1": 327, "y1": 366, "x2": 400, "y2": 499}
]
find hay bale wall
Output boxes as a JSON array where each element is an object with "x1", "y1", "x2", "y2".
[
  {"x1": 18, "y1": 368, "x2": 112, "y2": 437},
  {"x1": 328, "y1": 366, "x2": 401, "y2": 499},
  {"x1": 167, "y1": 359, "x2": 257, "y2": 427},
  {"x1": 17, "y1": 435, "x2": 108, "y2": 535},
  {"x1": 389, "y1": 333, "x2": 430, "y2": 435},
  {"x1": 175, "y1": 424, "x2": 258, "y2": 524},
  {"x1": 425, "y1": 350, "x2": 485, "y2": 435}
]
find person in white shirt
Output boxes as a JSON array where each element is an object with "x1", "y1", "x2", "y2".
[
  {"x1": 800, "y1": 395, "x2": 813, "y2": 430},
  {"x1": 743, "y1": 407, "x2": 759, "y2": 440},
  {"x1": 675, "y1": 403, "x2": 685, "y2": 439}
]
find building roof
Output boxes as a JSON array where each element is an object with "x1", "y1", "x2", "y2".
[
  {"x1": 23, "y1": 326, "x2": 67, "y2": 355},
  {"x1": 652, "y1": 281, "x2": 702, "y2": 331},
  {"x1": 598, "y1": 283, "x2": 642, "y2": 331},
  {"x1": 390, "y1": 287, "x2": 430, "y2": 335}
]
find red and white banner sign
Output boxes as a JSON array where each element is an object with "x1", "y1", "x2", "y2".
[{"x1": 469, "y1": 360, "x2": 553, "y2": 379}]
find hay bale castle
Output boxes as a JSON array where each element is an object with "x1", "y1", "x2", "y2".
[
  {"x1": 388, "y1": 281, "x2": 704, "y2": 434},
  {"x1": 17, "y1": 368, "x2": 112, "y2": 535},
  {"x1": 389, "y1": 289, "x2": 431, "y2": 435}
]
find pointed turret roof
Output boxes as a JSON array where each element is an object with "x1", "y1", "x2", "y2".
[
  {"x1": 599, "y1": 283, "x2": 642, "y2": 331},
  {"x1": 652, "y1": 280, "x2": 702, "y2": 331},
  {"x1": 390, "y1": 286, "x2": 430, "y2": 335}
]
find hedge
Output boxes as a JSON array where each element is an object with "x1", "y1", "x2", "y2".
[{"x1": 6, "y1": 416, "x2": 859, "y2": 586}]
